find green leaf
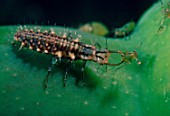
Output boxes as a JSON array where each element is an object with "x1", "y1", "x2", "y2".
[{"x1": 0, "y1": 0, "x2": 170, "y2": 115}]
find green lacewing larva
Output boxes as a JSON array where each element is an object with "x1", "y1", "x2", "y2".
[{"x1": 14, "y1": 27, "x2": 141, "y2": 89}]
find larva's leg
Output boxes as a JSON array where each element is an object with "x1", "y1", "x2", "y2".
[
  {"x1": 81, "y1": 61, "x2": 87, "y2": 86},
  {"x1": 63, "y1": 60, "x2": 71, "y2": 87},
  {"x1": 115, "y1": 63, "x2": 126, "y2": 73},
  {"x1": 43, "y1": 57, "x2": 58, "y2": 90},
  {"x1": 44, "y1": 67, "x2": 51, "y2": 90}
]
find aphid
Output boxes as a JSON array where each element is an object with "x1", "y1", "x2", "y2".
[
  {"x1": 14, "y1": 28, "x2": 140, "y2": 89},
  {"x1": 158, "y1": 0, "x2": 170, "y2": 33},
  {"x1": 107, "y1": 21, "x2": 135, "y2": 38},
  {"x1": 79, "y1": 22, "x2": 109, "y2": 36}
]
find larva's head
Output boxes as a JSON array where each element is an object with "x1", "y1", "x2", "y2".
[
  {"x1": 122, "y1": 51, "x2": 141, "y2": 65},
  {"x1": 94, "y1": 50, "x2": 141, "y2": 66},
  {"x1": 121, "y1": 42, "x2": 142, "y2": 65},
  {"x1": 95, "y1": 50, "x2": 124, "y2": 66}
]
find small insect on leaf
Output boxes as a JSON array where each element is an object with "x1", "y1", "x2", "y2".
[
  {"x1": 79, "y1": 22, "x2": 109, "y2": 36},
  {"x1": 158, "y1": 0, "x2": 170, "y2": 33},
  {"x1": 107, "y1": 21, "x2": 135, "y2": 39}
]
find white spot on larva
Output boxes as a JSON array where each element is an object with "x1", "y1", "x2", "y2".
[
  {"x1": 83, "y1": 101, "x2": 88, "y2": 105},
  {"x1": 44, "y1": 50, "x2": 48, "y2": 53},
  {"x1": 5, "y1": 53, "x2": 8, "y2": 56},
  {"x1": 37, "y1": 48, "x2": 41, "y2": 52}
]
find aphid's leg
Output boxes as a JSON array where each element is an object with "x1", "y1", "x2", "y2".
[
  {"x1": 81, "y1": 61, "x2": 87, "y2": 86},
  {"x1": 63, "y1": 60, "x2": 71, "y2": 87},
  {"x1": 158, "y1": 16, "x2": 167, "y2": 33},
  {"x1": 158, "y1": 0, "x2": 167, "y2": 33},
  {"x1": 168, "y1": 1, "x2": 170, "y2": 9},
  {"x1": 160, "y1": 0, "x2": 165, "y2": 14},
  {"x1": 43, "y1": 57, "x2": 58, "y2": 90},
  {"x1": 90, "y1": 38, "x2": 101, "y2": 50}
]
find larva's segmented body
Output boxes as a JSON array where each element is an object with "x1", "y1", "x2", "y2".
[
  {"x1": 14, "y1": 28, "x2": 140, "y2": 89},
  {"x1": 14, "y1": 29, "x2": 122, "y2": 65}
]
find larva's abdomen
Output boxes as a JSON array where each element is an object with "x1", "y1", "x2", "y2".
[{"x1": 14, "y1": 29, "x2": 87, "y2": 60}]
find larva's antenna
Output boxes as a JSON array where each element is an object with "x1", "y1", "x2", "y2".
[{"x1": 160, "y1": 0, "x2": 164, "y2": 13}]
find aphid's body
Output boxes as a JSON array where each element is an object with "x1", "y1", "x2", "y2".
[
  {"x1": 108, "y1": 21, "x2": 135, "y2": 38},
  {"x1": 79, "y1": 22, "x2": 109, "y2": 36},
  {"x1": 14, "y1": 28, "x2": 140, "y2": 89},
  {"x1": 158, "y1": 0, "x2": 170, "y2": 33}
]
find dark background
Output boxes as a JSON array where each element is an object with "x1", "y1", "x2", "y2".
[{"x1": 0, "y1": 0, "x2": 158, "y2": 28}]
